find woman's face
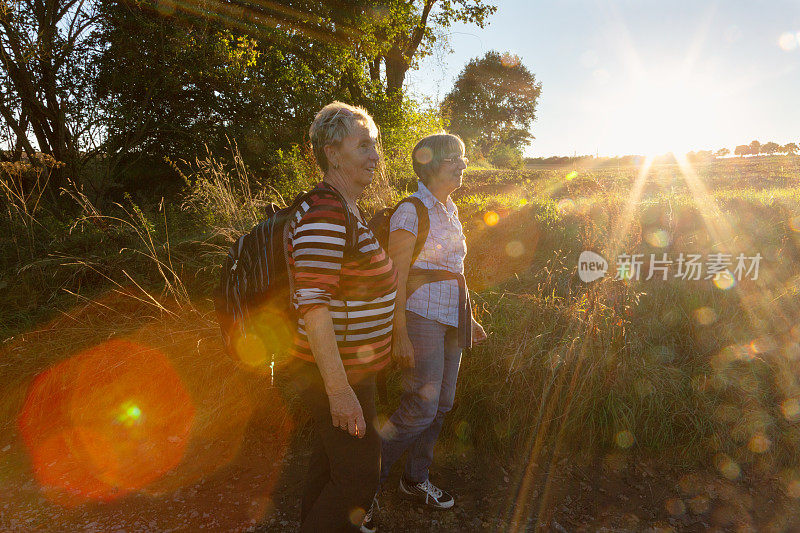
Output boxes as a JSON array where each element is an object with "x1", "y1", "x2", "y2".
[
  {"x1": 328, "y1": 122, "x2": 379, "y2": 189},
  {"x1": 430, "y1": 149, "x2": 467, "y2": 193}
]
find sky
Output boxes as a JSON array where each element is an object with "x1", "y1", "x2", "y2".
[{"x1": 406, "y1": 0, "x2": 800, "y2": 158}]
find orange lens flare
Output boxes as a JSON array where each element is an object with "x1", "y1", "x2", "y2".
[
  {"x1": 18, "y1": 339, "x2": 195, "y2": 507},
  {"x1": 227, "y1": 305, "x2": 294, "y2": 376},
  {"x1": 483, "y1": 211, "x2": 500, "y2": 226}
]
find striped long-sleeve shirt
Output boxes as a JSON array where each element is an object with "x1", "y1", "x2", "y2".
[{"x1": 288, "y1": 182, "x2": 397, "y2": 378}]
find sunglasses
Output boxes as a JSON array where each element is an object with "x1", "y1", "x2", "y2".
[{"x1": 442, "y1": 156, "x2": 469, "y2": 165}]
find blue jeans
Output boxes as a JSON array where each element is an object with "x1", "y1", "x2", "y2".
[{"x1": 380, "y1": 311, "x2": 462, "y2": 484}]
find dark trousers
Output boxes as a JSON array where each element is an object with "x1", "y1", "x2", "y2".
[{"x1": 292, "y1": 363, "x2": 380, "y2": 532}]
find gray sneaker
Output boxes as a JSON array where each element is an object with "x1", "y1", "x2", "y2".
[{"x1": 399, "y1": 475, "x2": 455, "y2": 509}]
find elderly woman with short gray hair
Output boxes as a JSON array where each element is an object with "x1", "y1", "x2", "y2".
[
  {"x1": 378, "y1": 133, "x2": 487, "y2": 514},
  {"x1": 288, "y1": 101, "x2": 396, "y2": 531}
]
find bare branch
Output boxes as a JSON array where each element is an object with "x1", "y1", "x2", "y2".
[{"x1": 405, "y1": 0, "x2": 436, "y2": 59}]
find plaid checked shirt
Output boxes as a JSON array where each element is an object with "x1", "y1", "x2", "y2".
[{"x1": 389, "y1": 180, "x2": 466, "y2": 327}]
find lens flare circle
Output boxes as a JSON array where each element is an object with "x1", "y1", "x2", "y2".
[
  {"x1": 779, "y1": 32, "x2": 798, "y2": 51},
  {"x1": 748, "y1": 433, "x2": 771, "y2": 454},
  {"x1": 414, "y1": 147, "x2": 433, "y2": 165},
  {"x1": 615, "y1": 430, "x2": 635, "y2": 448},
  {"x1": 557, "y1": 198, "x2": 575, "y2": 215},
  {"x1": 712, "y1": 271, "x2": 736, "y2": 290},
  {"x1": 483, "y1": 211, "x2": 500, "y2": 226},
  {"x1": 781, "y1": 398, "x2": 800, "y2": 421},
  {"x1": 18, "y1": 339, "x2": 195, "y2": 506},
  {"x1": 714, "y1": 453, "x2": 740, "y2": 480},
  {"x1": 505, "y1": 240, "x2": 525, "y2": 258},
  {"x1": 693, "y1": 306, "x2": 717, "y2": 325},
  {"x1": 645, "y1": 229, "x2": 671, "y2": 248}
]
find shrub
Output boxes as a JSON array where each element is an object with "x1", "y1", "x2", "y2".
[
  {"x1": 490, "y1": 144, "x2": 523, "y2": 169},
  {"x1": 369, "y1": 94, "x2": 447, "y2": 192}
]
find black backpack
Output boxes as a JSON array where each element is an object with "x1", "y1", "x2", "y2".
[
  {"x1": 368, "y1": 196, "x2": 430, "y2": 401},
  {"x1": 368, "y1": 196, "x2": 429, "y2": 266},
  {"x1": 214, "y1": 188, "x2": 356, "y2": 373}
]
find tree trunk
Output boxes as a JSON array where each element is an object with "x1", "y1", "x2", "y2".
[
  {"x1": 384, "y1": 45, "x2": 408, "y2": 99},
  {"x1": 0, "y1": 102, "x2": 37, "y2": 161},
  {"x1": 368, "y1": 59, "x2": 380, "y2": 82}
]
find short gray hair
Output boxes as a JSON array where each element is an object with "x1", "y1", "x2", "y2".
[
  {"x1": 309, "y1": 101, "x2": 378, "y2": 172},
  {"x1": 411, "y1": 133, "x2": 465, "y2": 184}
]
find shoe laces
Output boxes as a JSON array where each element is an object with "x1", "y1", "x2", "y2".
[
  {"x1": 418, "y1": 479, "x2": 443, "y2": 502},
  {"x1": 364, "y1": 497, "x2": 379, "y2": 521}
]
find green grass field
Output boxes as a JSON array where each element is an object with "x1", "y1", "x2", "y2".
[{"x1": 2, "y1": 154, "x2": 800, "y2": 529}]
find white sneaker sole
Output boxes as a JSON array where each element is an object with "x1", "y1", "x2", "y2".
[{"x1": 398, "y1": 479, "x2": 455, "y2": 509}]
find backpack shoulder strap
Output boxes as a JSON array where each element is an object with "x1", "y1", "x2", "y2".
[
  {"x1": 317, "y1": 185, "x2": 358, "y2": 254},
  {"x1": 397, "y1": 196, "x2": 429, "y2": 265}
]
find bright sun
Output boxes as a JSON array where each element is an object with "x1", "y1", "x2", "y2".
[{"x1": 610, "y1": 66, "x2": 730, "y2": 156}]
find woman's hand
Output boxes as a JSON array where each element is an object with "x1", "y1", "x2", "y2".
[
  {"x1": 392, "y1": 330, "x2": 416, "y2": 368},
  {"x1": 328, "y1": 386, "x2": 366, "y2": 438},
  {"x1": 471, "y1": 318, "x2": 487, "y2": 345}
]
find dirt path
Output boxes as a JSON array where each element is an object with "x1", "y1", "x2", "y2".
[{"x1": 4, "y1": 411, "x2": 798, "y2": 533}]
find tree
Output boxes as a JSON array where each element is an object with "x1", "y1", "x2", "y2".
[
  {"x1": 734, "y1": 145, "x2": 749, "y2": 157},
  {"x1": 442, "y1": 51, "x2": 541, "y2": 161},
  {"x1": 92, "y1": 0, "x2": 382, "y2": 192},
  {"x1": 749, "y1": 140, "x2": 761, "y2": 156},
  {"x1": 784, "y1": 142, "x2": 799, "y2": 155},
  {"x1": 489, "y1": 143, "x2": 522, "y2": 168},
  {"x1": 761, "y1": 141, "x2": 780, "y2": 155},
  {"x1": 715, "y1": 148, "x2": 730, "y2": 157},
  {"x1": 90, "y1": 0, "x2": 496, "y2": 193},
  {"x1": 113, "y1": 0, "x2": 496, "y2": 103},
  {"x1": 0, "y1": 0, "x2": 100, "y2": 187},
  {"x1": 362, "y1": 0, "x2": 496, "y2": 97}
]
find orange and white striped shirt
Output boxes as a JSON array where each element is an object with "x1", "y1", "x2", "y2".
[{"x1": 288, "y1": 182, "x2": 397, "y2": 378}]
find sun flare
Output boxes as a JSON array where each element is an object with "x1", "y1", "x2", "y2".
[{"x1": 609, "y1": 66, "x2": 732, "y2": 156}]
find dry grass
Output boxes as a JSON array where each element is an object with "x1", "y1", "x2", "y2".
[
  {"x1": 0, "y1": 290, "x2": 299, "y2": 504},
  {"x1": 436, "y1": 157, "x2": 800, "y2": 487},
  {"x1": 4, "y1": 154, "x2": 800, "y2": 510}
]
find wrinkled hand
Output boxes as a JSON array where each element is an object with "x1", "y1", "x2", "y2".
[
  {"x1": 471, "y1": 318, "x2": 488, "y2": 345},
  {"x1": 392, "y1": 330, "x2": 416, "y2": 368},
  {"x1": 328, "y1": 386, "x2": 366, "y2": 438}
]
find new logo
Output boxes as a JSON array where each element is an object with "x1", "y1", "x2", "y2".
[{"x1": 578, "y1": 250, "x2": 608, "y2": 282}]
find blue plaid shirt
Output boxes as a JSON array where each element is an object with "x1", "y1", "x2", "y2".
[{"x1": 389, "y1": 181, "x2": 466, "y2": 327}]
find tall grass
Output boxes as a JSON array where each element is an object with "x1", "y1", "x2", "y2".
[
  {"x1": 445, "y1": 160, "x2": 800, "y2": 488},
  {"x1": 5, "y1": 153, "x2": 800, "y2": 493},
  {"x1": 177, "y1": 144, "x2": 285, "y2": 242}
]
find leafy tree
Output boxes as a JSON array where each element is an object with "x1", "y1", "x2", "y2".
[
  {"x1": 489, "y1": 143, "x2": 522, "y2": 168},
  {"x1": 734, "y1": 145, "x2": 749, "y2": 157},
  {"x1": 0, "y1": 0, "x2": 100, "y2": 188},
  {"x1": 784, "y1": 142, "x2": 799, "y2": 155},
  {"x1": 442, "y1": 51, "x2": 541, "y2": 160},
  {"x1": 761, "y1": 141, "x2": 780, "y2": 155},
  {"x1": 92, "y1": 1, "x2": 378, "y2": 193},
  {"x1": 361, "y1": 0, "x2": 496, "y2": 97},
  {"x1": 104, "y1": 0, "x2": 498, "y2": 106},
  {"x1": 749, "y1": 140, "x2": 761, "y2": 156},
  {"x1": 715, "y1": 148, "x2": 730, "y2": 157},
  {"x1": 90, "y1": 0, "x2": 496, "y2": 195}
]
